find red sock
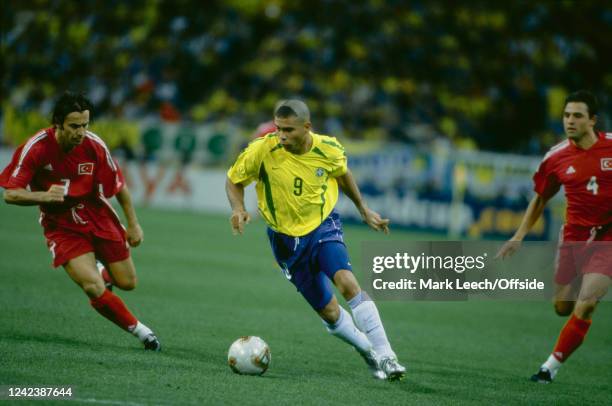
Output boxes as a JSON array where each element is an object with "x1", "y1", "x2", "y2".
[
  {"x1": 101, "y1": 268, "x2": 113, "y2": 285},
  {"x1": 552, "y1": 314, "x2": 592, "y2": 362},
  {"x1": 90, "y1": 290, "x2": 138, "y2": 332}
]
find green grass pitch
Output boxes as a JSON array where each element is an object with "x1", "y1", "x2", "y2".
[{"x1": 0, "y1": 203, "x2": 610, "y2": 405}]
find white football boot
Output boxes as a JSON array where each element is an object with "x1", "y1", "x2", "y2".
[
  {"x1": 379, "y1": 356, "x2": 406, "y2": 381},
  {"x1": 358, "y1": 348, "x2": 387, "y2": 380}
]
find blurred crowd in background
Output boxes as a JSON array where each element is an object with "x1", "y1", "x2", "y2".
[{"x1": 3, "y1": 0, "x2": 611, "y2": 154}]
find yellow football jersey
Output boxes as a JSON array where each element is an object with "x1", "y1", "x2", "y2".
[{"x1": 227, "y1": 132, "x2": 348, "y2": 236}]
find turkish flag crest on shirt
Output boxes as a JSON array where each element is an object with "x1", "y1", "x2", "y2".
[
  {"x1": 601, "y1": 158, "x2": 612, "y2": 171},
  {"x1": 78, "y1": 162, "x2": 95, "y2": 175}
]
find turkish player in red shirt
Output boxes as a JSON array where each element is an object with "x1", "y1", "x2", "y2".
[
  {"x1": 497, "y1": 90, "x2": 611, "y2": 383},
  {"x1": 0, "y1": 92, "x2": 161, "y2": 351}
]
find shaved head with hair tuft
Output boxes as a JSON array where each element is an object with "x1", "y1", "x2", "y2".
[{"x1": 274, "y1": 99, "x2": 311, "y2": 123}]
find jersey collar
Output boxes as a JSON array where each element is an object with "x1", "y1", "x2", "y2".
[
  {"x1": 308, "y1": 132, "x2": 320, "y2": 152},
  {"x1": 569, "y1": 131, "x2": 600, "y2": 151}
]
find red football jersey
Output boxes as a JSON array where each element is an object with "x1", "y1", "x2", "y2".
[
  {"x1": 0, "y1": 127, "x2": 126, "y2": 241},
  {"x1": 533, "y1": 131, "x2": 612, "y2": 227}
]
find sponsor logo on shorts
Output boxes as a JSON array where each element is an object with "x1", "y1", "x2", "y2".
[
  {"x1": 78, "y1": 162, "x2": 94, "y2": 175},
  {"x1": 280, "y1": 262, "x2": 292, "y2": 280},
  {"x1": 601, "y1": 158, "x2": 612, "y2": 171}
]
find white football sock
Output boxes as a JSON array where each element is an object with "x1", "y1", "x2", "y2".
[
  {"x1": 349, "y1": 291, "x2": 395, "y2": 358},
  {"x1": 324, "y1": 306, "x2": 372, "y2": 354},
  {"x1": 130, "y1": 321, "x2": 153, "y2": 342},
  {"x1": 542, "y1": 354, "x2": 562, "y2": 379}
]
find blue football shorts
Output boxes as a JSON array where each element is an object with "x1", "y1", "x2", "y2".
[{"x1": 267, "y1": 210, "x2": 353, "y2": 311}]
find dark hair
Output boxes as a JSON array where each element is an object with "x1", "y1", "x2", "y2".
[
  {"x1": 52, "y1": 91, "x2": 93, "y2": 125},
  {"x1": 564, "y1": 90, "x2": 599, "y2": 118},
  {"x1": 274, "y1": 105, "x2": 298, "y2": 119}
]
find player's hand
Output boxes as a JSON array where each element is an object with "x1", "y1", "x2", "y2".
[
  {"x1": 495, "y1": 240, "x2": 522, "y2": 260},
  {"x1": 230, "y1": 209, "x2": 251, "y2": 235},
  {"x1": 361, "y1": 208, "x2": 390, "y2": 234},
  {"x1": 126, "y1": 223, "x2": 144, "y2": 247},
  {"x1": 44, "y1": 184, "x2": 65, "y2": 203}
]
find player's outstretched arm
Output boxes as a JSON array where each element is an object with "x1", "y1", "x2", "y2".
[
  {"x1": 225, "y1": 177, "x2": 251, "y2": 235},
  {"x1": 336, "y1": 169, "x2": 390, "y2": 234},
  {"x1": 3, "y1": 185, "x2": 65, "y2": 206},
  {"x1": 496, "y1": 194, "x2": 548, "y2": 259},
  {"x1": 115, "y1": 185, "x2": 143, "y2": 247}
]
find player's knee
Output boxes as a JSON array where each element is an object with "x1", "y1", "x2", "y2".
[
  {"x1": 107, "y1": 261, "x2": 137, "y2": 290},
  {"x1": 574, "y1": 299, "x2": 597, "y2": 320},
  {"x1": 319, "y1": 301, "x2": 340, "y2": 325},
  {"x1": 81, "y1": 280, "x2": 105, "y2": 298},
  {"x1": 116, "y1": 276, "x2": 137, "y2": 291},
  {"x1": 554, "y1": 300, "x2": 574, "y2": 317}
]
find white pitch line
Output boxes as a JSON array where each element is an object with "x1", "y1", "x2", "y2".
[
  {"x1": 69, "y1": 397, "x2": 201, "y2": 406},
  {"x1": 69, "y1": 398, "x2": 152, "y2": 406}
]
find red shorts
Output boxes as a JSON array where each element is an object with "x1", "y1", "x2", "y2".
[
  {"x1": 44, "y1": 228, "x2": 130, "y2": 268},
  {"x1": 555, "y1": 224, "x2": 612, "y2": 285}
]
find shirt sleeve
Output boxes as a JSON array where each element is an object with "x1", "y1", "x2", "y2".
[
  {"x1": 328, "y1": 138, "x2": 348, "y2": 177},
  {"x1": 0, "y1": 144, "x2": 38, "y2": 189},
  {"x1": 227, "y1": 139, "x2": 266, "y2": 185},
  {"x1": 533, "y1": 158, "x2": 561, "y2": 200}
]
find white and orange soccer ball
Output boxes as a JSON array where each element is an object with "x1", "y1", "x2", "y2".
[{"x1": 227, "y1": 336, "x2": 271, "y2": 375}]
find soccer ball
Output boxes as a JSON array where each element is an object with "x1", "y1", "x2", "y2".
[{"x1": 227, "y1": 336, "x2": 271, "y2": 375}]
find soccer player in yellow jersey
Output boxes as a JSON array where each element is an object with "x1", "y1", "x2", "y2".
[{"x1": 226, "y1": 99, "x2": 406, "y2": 380}]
